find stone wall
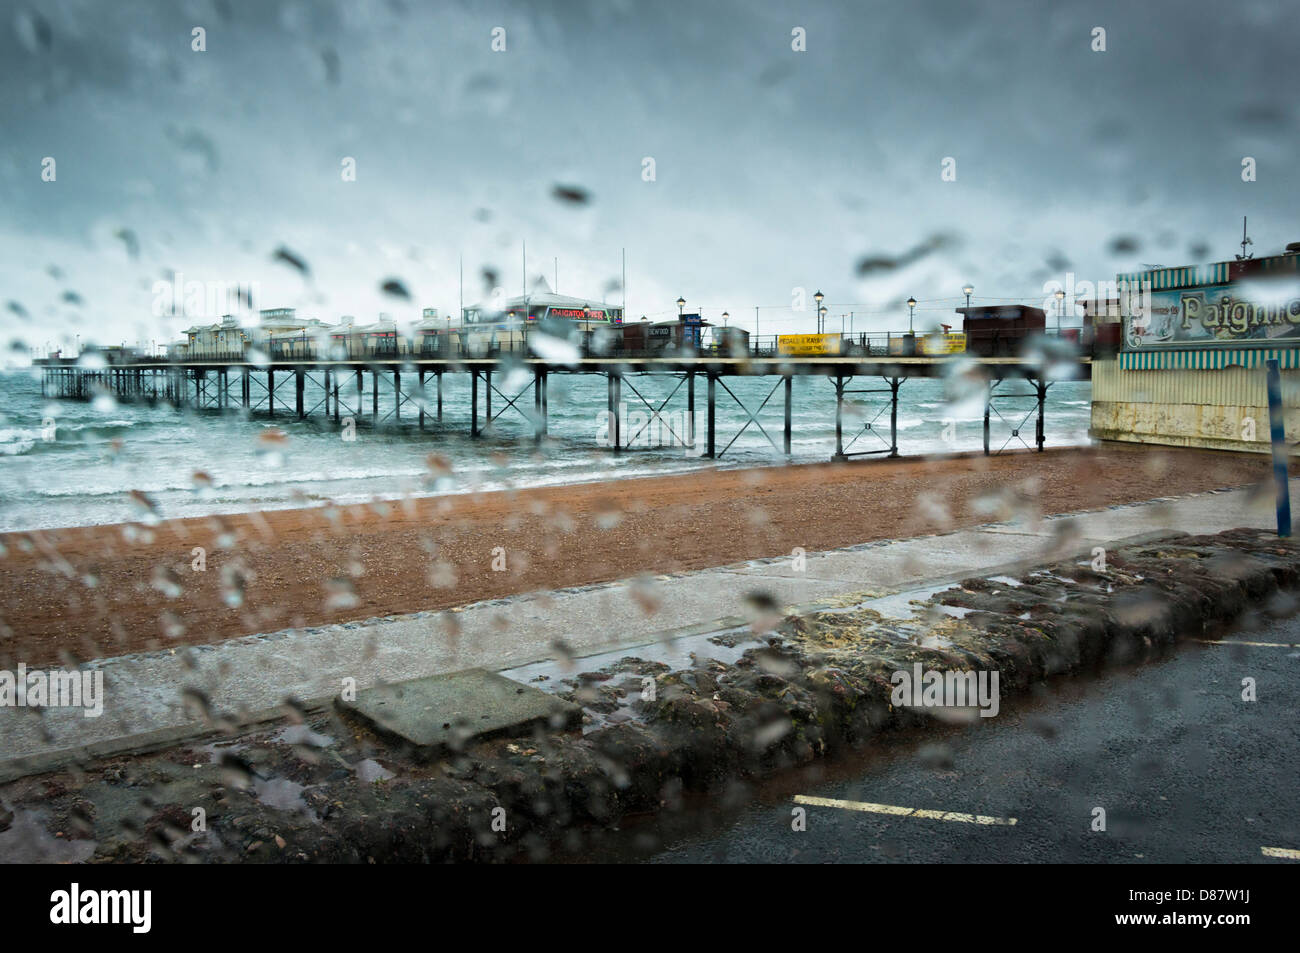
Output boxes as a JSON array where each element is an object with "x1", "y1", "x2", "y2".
[{"x1": 1089, "y1": 358, "x2": 1300, "y2": 453}]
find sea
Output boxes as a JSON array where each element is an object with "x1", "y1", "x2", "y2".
[{"x1": 0, "y1": 365, "x2": 1093, "y2": 532}]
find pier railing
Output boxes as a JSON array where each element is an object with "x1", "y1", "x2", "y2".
[
  {"x1": 37, "y1": 328, "x2": 1089, "y2": 461},
  {"x1": 41, "y1": 326, "x2": 1100, "y2": 365}
]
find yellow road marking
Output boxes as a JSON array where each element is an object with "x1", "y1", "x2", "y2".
[
  {"x1": 793, "y1": 794, "x2": 1017, "y2": 826},
  {"x1": 1195, "y1": 640, "x2": 1300, "y2": 648},
  {"x1": 1262, "y1": 846, "x2": 1300, "y2": 860}
]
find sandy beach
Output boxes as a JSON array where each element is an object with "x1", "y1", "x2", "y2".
[{"x1": 0, "y1": 445, "x2": 1278, "y2": 667}]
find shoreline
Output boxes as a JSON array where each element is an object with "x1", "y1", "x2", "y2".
[
  {"x1": 0, "y1": 444, "x2": 1280, "y2": 667},
  {"x1": 0, "y1": 433, "x2": 1097, "y2": 536}
]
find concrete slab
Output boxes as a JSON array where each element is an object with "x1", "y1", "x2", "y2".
[{"x1": 337, "y1": 668, "x2": 581, "y2": 756}]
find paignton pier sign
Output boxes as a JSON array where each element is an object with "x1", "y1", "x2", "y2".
[{"x1": 1123, "y1": 258, "x2": 1300, "y2": 350}]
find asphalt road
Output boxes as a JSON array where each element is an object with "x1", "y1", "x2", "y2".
[{"x1": 625, "y1": 613, "x2": 1300, "y2": 863}]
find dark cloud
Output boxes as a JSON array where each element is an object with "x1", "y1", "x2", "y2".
[{"x1": 1, "y1": 0, "x2": 1298, "y2": 344}]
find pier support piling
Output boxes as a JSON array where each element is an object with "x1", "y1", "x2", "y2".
[
  {"x1": 534, "y1": 370, "x2": 543, "y2": 445},
  {"x1": 983, "y1": 380, "x2": 992, "y2": 456},
  {"x1": 706, "y1": 372, "x2": 716, "y2": 459},
  {"x1": 606, "y1": 372, "x2": 623, "y2": 452},
  {"x1": 471, "y1": 370, "x2": 479, "y2": 437},
  {"x1": 783, "y1": 374, "x2": 792, "y2": 456},
  {"x1": 687, "y1": 371, "x2": 696, "y2": 449},
  {"x1": 1035, "y1": 378, "x2": 1047, "y2": 451},
  {"x1": 889, "y1": 377, "x2": 901, "y2": 458},
  {"x1": 832, "y1": 375, "x2": 846, "y2": 462}
]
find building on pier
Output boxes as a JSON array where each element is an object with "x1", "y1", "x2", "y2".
[
  {"x1": 1090, "y1": 241, "x2": 1300, "y2": 452},
  {"x1": 175, "y1": 308, "x2": 334, "y2": 359},
  {"x1": 954, "y1": 305, "x2": 1047, "y2": 357},
  {"x1": 461, "y1": 284, "x2": 623, "y2": 327},
  {"x1": 455, "y1": 283, "x2": 625, "y2": 355}
]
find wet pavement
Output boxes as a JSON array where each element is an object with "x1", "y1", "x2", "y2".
[{"x1": 608, "y1": 613, "x2": 1300, "y2": 863}]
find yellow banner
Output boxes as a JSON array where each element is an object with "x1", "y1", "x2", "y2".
[
  {"x1": 777, "y1": 333, "x2": 841, "y2": 356},
  {"x1": 919, "y1": 332, "x2": 966, "y2": 355}
]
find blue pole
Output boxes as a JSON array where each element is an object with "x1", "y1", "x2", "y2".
[{"x1": 1266, "y1": 358, "x2": 1291, "y2": 537}]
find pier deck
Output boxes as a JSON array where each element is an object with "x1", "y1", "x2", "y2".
[{"x1": 35, "y1": 353, "x2": 1091, "y2": 461}]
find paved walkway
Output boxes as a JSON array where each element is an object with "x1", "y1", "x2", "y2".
[{"x1": 0, "y1": 480, "x2": 1287, "y2": 770}]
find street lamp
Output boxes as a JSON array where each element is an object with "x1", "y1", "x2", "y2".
[
  {"x1": 907, "y1": 297, "x2": 917, "y2": 333},
  {"x1": 1054, "y1": 288, "x2": 1066, "y2": 334},
  {"x1": 963, "y1": 284, "x2": 974, "y2": 310},
  {"x1": 721, "y1": 311, "x2": 729, "y2": 327},
  {"x1": 676, "y1": 296, "x2": 686, "y2": 316},
  {"x1": 818, "y1": 306, "x2": 827, "y2": 334},
  {"x1": 813, "y1": 289, "x2": 824, "y2": 332}
]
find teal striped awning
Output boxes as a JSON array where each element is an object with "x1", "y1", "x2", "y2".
[
  {"x1": 1115, "y1": 262, "x2": 1230, "y2": 291},
  {"x1": 1119, "y1": 347, "x2": 1300, "y2": 370}
]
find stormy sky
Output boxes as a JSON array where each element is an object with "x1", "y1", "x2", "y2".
[{"x1": 2, "y1": 0, "x2": 1298, "y2": 354}]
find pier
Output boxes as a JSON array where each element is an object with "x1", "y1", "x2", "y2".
[{"x1": 36, "y1": 343, "x2": 1091, "y2": 461}]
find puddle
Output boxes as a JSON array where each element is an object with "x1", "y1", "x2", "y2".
[
  {"x1": 932, "y1": 604, "x2": 974, "y2": 619},
  {"x1": 275, "y1": 724, "x2": 334, "y2": 748},
  {"x1": 252, "y1": 776, "x2": 310, "y2": 814},
  {"x1": 848, "y1": 584, "x2": 960, "y2": 621},
  {"x1": 0, "y1": 804, "x2": 97, "y2": 864},
  {"x1": 502, "y1": 625, "x2": 765, "y2": 688},
  {"x1": 354, "y1": 759, "x2": 395, "y2": 783},
  {"x1": 502, "y1": 625, "x2": 768, "y2": 732},
  {"x1": 502, "y1": 582, "x2": 982, "y2": 732}
]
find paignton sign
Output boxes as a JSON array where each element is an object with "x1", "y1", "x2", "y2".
[{"x1": 1125, "y1": 277, "x2": 1300, "y2": 350}]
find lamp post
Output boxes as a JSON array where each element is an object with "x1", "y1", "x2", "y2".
[
  {"x1": 1055, "y1": 288, "x2": 1065, "y2": 335},
  {"x1": 677, "y1": 296, "x2": 686, "y2": 317},
  {"x1": 963, "y1": 284, "x2": 973, "y2": 310},
  {"x1": 818, "y1": 306, "x2": 827, "y2": 334},
  {"x1": 907, "y1": 297, "x2": 916, "y2": 334},
  {"x1": 813, "y1": 290, "x2": 824, "y2": 332}
]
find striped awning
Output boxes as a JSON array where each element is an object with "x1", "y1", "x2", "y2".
[
  {"x1": 1119, "y1": 347, "x2": 1300, "y2": 370},
  {"x1": 1115, "y1": 262, "x2": 1230, "y2": 291},
  {"x1": 1116, "y1": 255, "x2": 1299, "y2": 292}
]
